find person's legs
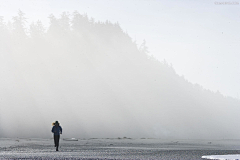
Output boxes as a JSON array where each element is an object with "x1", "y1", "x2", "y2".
[{"x1": 55, "y1": 135, "x2": 60, "y2": 151}]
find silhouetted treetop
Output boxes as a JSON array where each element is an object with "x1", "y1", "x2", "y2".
[
  {"x1": 30, "y1": 20, "x2": 45, "y2": 38},
  {"x1": 12, "y1": 10, "x2": 27, "y2": 37}
]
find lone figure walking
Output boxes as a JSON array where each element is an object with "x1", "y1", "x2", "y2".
[{"x1": 51, "y1": 121, "x2": 62, "y2": 151}]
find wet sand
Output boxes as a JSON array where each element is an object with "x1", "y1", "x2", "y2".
[{"x1": 0, "y1": 138, "x2": 240, "y2": 159}]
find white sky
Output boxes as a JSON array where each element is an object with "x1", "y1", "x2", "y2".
[{"x1": 1, "y1": 0, "x2": 240, "y2": 98}]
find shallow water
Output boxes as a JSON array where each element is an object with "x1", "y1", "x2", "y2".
[{"x1": 0, "y1": 138, "x2": 240, "y2": 159}]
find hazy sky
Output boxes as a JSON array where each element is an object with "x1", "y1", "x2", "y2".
[{"x1": 0, "y1": 0, "x2": 240, "y2": 98}]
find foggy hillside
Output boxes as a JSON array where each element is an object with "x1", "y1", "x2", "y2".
[{"x1": 0, "y1": 11, "x2": 240, "y2": 139}]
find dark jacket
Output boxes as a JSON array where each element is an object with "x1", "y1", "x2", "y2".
[{"x1": 52, "y1": 126, "x2": 62, "y2": 135}]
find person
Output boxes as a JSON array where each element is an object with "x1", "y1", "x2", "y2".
[{"x1": 51, "y1": 121, "x2": 62, "y2": 151}]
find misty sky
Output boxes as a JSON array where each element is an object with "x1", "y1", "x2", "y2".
[{"x1": 0, "y1": 0, "x2": 240, "y2": 99}]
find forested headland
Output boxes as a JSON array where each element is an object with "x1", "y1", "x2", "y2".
[{"x1": 0, "y1": 11, "x2": 239, "y2": 139}]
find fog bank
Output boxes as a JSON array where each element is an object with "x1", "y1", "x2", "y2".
[{"x1": 0, "y1": 11, "x2": 240, "y2": 139}]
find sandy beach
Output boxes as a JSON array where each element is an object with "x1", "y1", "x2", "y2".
[{"x1": 0, "y1": 138, "x2": 240, "y2": 159}]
